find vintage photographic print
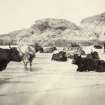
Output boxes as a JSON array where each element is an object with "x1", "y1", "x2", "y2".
[{"x1": 0, "y1": 0, "x2": 105, "y2": 105}]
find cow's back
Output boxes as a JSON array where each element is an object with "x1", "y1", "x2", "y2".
[{"x1": 0, "y1": 48, "x2": 10, "y2": 60}]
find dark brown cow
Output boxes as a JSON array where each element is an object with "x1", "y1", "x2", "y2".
[
  {"x1": 72, "y1": 53, "x2": 105, "y2": 72},
  {"x1": 0, "y1": 46, "x2": 22, "y2": 71}
]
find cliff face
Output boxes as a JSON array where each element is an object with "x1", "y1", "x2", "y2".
[
  {"x1": 1, "y1": 14, "x2": 105, "y2": 46},
  {"x1": 81, "y1": 13, "x2": 105, "y2": 26},
  {"x1": 0, "y1": 18, "x2": 83, "y2": 46},
  {"x1": 29, "y1": 18, "x2": 82, "y2": 46},
  {"x1": 81, "y1": 13, "x2": 105, "y2": 41}
]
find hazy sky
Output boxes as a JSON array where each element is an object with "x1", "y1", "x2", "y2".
[{"x1": 0, "y1": 0, "x2": 105, "y2": 34}]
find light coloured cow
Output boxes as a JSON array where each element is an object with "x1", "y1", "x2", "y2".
[{"x1": 17, "y1": 44, "x2": 36, "y2": 71}]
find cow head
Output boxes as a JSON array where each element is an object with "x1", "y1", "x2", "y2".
[
  {"x1": 35, "y1": 46, "x2": 44, "y2": 53},
  {"x1": 59, "y1": 51, "x2": 67, "y2": 57},
  {"x1": 9, "y1": 46, "x2": 22, "y2": 62},
  {"x1": 72, "y1": 54, "x2": 81, "y2": 64},
  {"x1": 91, "y1": 51, "x2": 99, "y2": 59}
]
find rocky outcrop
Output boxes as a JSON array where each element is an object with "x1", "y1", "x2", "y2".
[
  {"x1": 81, "y1": 13, "x2": 105, "y2": 41},
  {"x1": 1, "y1": 14, "x2": 105, "y2": 46}
]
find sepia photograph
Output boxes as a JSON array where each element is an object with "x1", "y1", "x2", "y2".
[{"x1": 0, "y1": 0, "x2": 105, "y2": 105}]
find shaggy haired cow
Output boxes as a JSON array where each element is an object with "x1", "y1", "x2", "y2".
[
  {"x1": 72, "y1": 52, "x2": 105, "y2": 72},
  {"x1": 0, "y1": 45, "x2": 22, "y2": 71}
]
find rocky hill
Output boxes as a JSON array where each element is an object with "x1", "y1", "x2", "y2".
[
  {"x1": 0, "y1": 18, "x2": 83, "y2": 46},
  {"x1": 81, "y1": 13, "x2": 105, "y2": 42},
  {"x1": 1, "y1": 15, "x2": 105, "y2": 46}
]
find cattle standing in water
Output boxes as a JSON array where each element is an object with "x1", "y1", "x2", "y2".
[
  {"x1": 18, "y1": 44, "x2": 36, "y2": 71},
  {"x1": 0, "y1": 46, "x2": 22, "y2": 71},
  {"x1": 51, "y1": 51, "x2": 67, "y2": 61}
]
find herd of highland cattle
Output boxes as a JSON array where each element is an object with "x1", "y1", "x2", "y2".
[{"x1": 0, "y1": 42, "x2": 105, "y2": 72}]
